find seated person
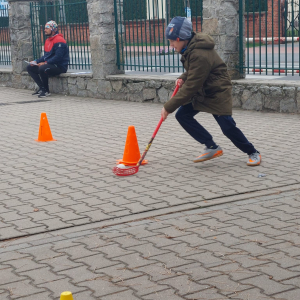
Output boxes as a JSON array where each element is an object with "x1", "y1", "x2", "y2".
[{"x1": 27, "y1": 20, "x2": 69, "y2": 98}]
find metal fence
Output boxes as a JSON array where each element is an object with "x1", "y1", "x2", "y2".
[
  {"x1": 0, "y1": 3, "x2": 11, "y2": 65},
  {"x1": 241, "y1": 0, "x2": 300, "y2": 75},
  {"x1": 114, "y1": 0, "x2": 203, "y2": 72},
  {"x1": 30, "y1": 0, "x2": 91, "y2": 71}
]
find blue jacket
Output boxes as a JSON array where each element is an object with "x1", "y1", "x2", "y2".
[{"x1": 36, "y1": 33, "x2": 69, "y2": 71}]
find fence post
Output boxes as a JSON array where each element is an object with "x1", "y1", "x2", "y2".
[
  {"x1": 202, "y1": 0, "x2": 243, "y2": 79},
  {"x1": 8, "y1": 0, "x2": 36, "y2": 82},
  {"x1": 86, "y1": 0, "x2": 124, "y2": 79}
]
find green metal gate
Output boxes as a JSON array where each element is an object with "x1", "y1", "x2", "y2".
[
  {"x1": 0, "y1": 3, "x2": 11, "y2": 65},
  {"x1": 240, "y1": 0, "x2": 300, "y2": 76},
  {"x1": 30, "y1": 0, "x2": 91, "y2": 70},
  {"x1": 114, "y1": 0, "x2": 203, "y2": 72}
]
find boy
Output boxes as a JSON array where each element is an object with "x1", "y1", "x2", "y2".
[
  {"x1": 27, "y1": 20, "x2": 69, "y2": 98},
  {"x1": 161, "y1": 17, "x2": 261, "y2": 166}
]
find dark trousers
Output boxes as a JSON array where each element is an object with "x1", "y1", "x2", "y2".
[
  {"x1": 27, "y1": 64, "x2": 65, "y2": 92},
  {"x1": 175, "y1": 103, "x2": 257, "y2": 155}
]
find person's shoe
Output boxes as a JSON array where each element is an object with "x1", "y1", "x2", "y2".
[
  {"x1": 32, "y1": 89, "x2": 42, "y2": 95},
  {"x1": 38, "y1": 90, "x2": 51, "y2": 98},
  {"x1": 247, "y1": 152, "x2": 261, "y2": 166},
  {"x1": 193, "y1": 146, "x2": 223, "y2": 163}
]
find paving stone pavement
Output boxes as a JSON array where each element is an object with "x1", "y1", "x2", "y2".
[
  {"x1": 0, "y1": 189, "x2": 299, "y2": 299},
  {"x1": 1, "y1": 87, "x2": 300, "y2": 241}
]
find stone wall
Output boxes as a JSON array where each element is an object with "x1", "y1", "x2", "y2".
[{"x1": 1, "y1": 70, "x2": 298, "y2": 114}]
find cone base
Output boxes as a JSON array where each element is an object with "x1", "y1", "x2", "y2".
[
  {"x1": 35, "y1": 139, "x2": 57, "y2": 142},
  {"x1": 116, "y1": 159, "x2": 148, "y2": 166}
]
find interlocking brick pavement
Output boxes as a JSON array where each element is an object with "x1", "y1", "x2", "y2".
[
  {"x1": 0, "y1": 190, "x2": 299, "y2": 299},
  {"x1": 1, "y1": 87, "x2": 300, "y2": 240}
]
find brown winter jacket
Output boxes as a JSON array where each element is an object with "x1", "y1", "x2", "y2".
[{"x1": 164, "y1": 32, "x2": 233, "y2": 115}]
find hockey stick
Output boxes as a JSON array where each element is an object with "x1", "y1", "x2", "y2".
[{"x1": 113, "y1": 84, "x2": 180, "y2": 176}]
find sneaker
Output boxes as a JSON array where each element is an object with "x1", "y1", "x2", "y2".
[
  {"x1": 38, "y1": 90, "x2": 51, "y2": 98},
  {"x1": 193, "y1": 146, "x2": 223, "y2": 163},
  {"x1": 32, "y1": 89, "x2": 42, "y2": 95},
  {"x1": 247, "y1": 152, "x2": 261, "y2": 166}
]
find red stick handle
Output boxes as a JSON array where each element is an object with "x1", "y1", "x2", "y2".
[
  {"x1": 136, "y1": 84, "x2": 180, "y2": 166},
  {"x1": 152, "y1": 84, "x2": 179, "y2": 137}
]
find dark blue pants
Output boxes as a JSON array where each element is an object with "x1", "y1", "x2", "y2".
[
  {"x1": 175, "y1": 103, "x2": 257, "y2": 155},
  {"x1": 27, "y1": 64, "x2": 65, "y2": 92}
]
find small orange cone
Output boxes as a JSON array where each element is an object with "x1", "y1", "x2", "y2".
[
  {"x1": 35, "y1": 112, "x2": 56, "y2": 142},
  {"x1": 117, "y1": 125, "x2": 148, "y2": 166},
  {"x1": 60, "y1": 291, "x2": 74, "y2": 300}
]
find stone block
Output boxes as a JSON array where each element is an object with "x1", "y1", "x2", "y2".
[
  {"x1": 68, "y1": 77, "x2": 77, "y2": 85},
  {"x1": 241, "y1": 89, "x2": 263, "y2": 111},
  {"x1": 127, "y1": 92, "x2": 143, "y2": 102},
  {"x1": 86, "y1": 80, "x2": 98, "y2": 95},
  {"x1": 145, "y1": 80, "x2": 162, "y2": 89},
  {"x1": 283, "y1": 86, "x2": 296, "y2": 98},
  {"x1": 69, "y1": 85, "x2": 78, "y2": 96},
  {"x1": 77, "y1": 89, "x2": 88, "y2": 97},
  {"x1": 127, "y1": 82, "x2": 144, "y2": 92},
  {"x1": 259, "y1": 85, "x2": 270, "y2": 95},
  {"x1": 157, "y1": 86, "x2": 169, "y2": 102},
  {"x1": 98, "y1": 80, "x2": 112, "y2": 93},
  {"x1": 77, "y1": 77, "x2": 87, "y2": 89},
  {"x1": 264, "y1": 95, "x2": 280, "y2": 111},
  {"x1": 202, "y1": 18, "x2": 219, "y2": 35},
  {"x1": 296, "y1": 87, "x2": 300, "y2": 112},
  {"x1": 143, "y1": 88, "x2": 156, "y2": 100},
  {"x1": 280, "y1": 98, "x2": 297, "y2": 113},
  {"x1": 111, "y1": 80, "x2": 123, "y2": 92}
]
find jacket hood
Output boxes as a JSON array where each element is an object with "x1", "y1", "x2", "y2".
[
  {"x1": 186, "y1": 32, "x2": 215, "y2": 52},
  {"x1": 48, "y1": 33, "x2": 63, "y2": 41}
]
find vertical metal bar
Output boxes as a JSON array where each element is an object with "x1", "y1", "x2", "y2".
[
  {"x1": 147, "y1": 0, "x2": 153, "y2": 71},
  {"x1": 259, "y1": 0, "x2": 262, "y2": 74},
  {"x1": 252, "y1": 0, "x2": 255, "y2": 73},
  {"x1": 239, "y1": 0, "x2": 244, "y2": 75},
  {"x1": 298, "y1": 0, "x2": 300, "y2": 76},
  {"x1": 292, "y1": 0, "x2": 295, "y2": 75},
  {"x1": 118, "y1": 0, "x2": 124, "y2": 70},
  {"x1": 114, "y1": 0, "x2": 121, "y2": 69},
  {"x1": 285, "y1": 0, "x2": 288, "y2": 74},
  {"x1": 278, "y1": 0, "x2": 281, "y2": 75},
  {"x1": 136, "y1": 0, "x2": 140, "y2": 71},
  {"x1": 162, "y1": 0, "x2": 166, "y2": 72},
  {"x1": 265, "y1": 0, "x2": 268, "y2": 75},
  {"x1": 144, "y1": 0, "x2": 149, "y2": 71},
  {"x1": 272, "y1": 0, "x2": 274, "y2": 74},
  {"x1": 127, "y1": 0, "x2": 133, "y2": 70},
  {"x1": 152, "y1": 0, "x2": 157, "y2": 71},
  {"x1": 246, "y1": 0, "x2": 249, "y2": 74},
  {"x1": 123, "y1": 0, "x2": 129, "y2": 70},
  {"x1": 157, "y1": 0, "x2": 162, "y2": 72}
]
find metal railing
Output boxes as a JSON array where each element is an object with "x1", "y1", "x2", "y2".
[
  {"x1": 114, "y1": 0, "x2": 202, "y2": 72},
  {"x1": 30, "y1": 0, "x2": 91, "y2": 71},
  {"x1": 241, "y1": 0, "x2": 300, "y2": 75},
  {"x1": 0, "y1": 3, "x2": 11, "y2": 65}
]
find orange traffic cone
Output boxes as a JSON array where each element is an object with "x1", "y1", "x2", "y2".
[
  {"x1": 35, "y1": 112, "x2": 56, "y2": 142},
  {"x1": 117, "y1": 125, "x2": 148, "y2": 166}
]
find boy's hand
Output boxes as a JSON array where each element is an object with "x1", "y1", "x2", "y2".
[
  {"x1": 37, "y1": 62, "x2": 46, "y2": 67},
  {"x1": 161, "y1": 107, "x2": 169, "y2": 121},
  {"x1": 175, "y1": 79, "x2": 184, "y2": 88}
]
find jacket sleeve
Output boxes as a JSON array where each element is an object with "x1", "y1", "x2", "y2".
[
  {"x1": 35, "y1": 56, "x2": 45, "y2": 64},
  {"x1": 164, "y1": 53, "x2": 211, "y2": 113},
  {"x1": 178, "y1": 71, "x2": 188, "y2": 82},
  {"x1": 46, "y1": 43, "x2": 68, "y2": 65}
]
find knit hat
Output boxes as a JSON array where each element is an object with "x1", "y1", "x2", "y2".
[
  {"x1": 45, "y1": 20, "x2": 58, "y2": 33},
  {"x1": 165, "y1": 17, "x2": 192, "y2": 41}
]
